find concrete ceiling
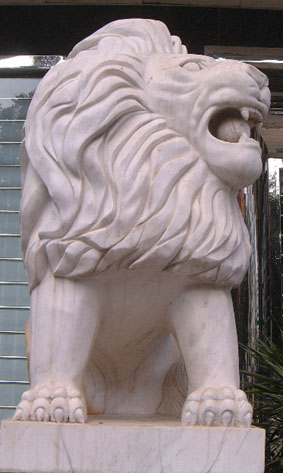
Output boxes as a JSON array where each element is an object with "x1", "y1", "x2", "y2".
[
  {"x1": 1, "y1": 2, "x2": 282, "y2": 156},
  {"x1": 1, "y1": 0, "x2": 283, "y2": 9}
]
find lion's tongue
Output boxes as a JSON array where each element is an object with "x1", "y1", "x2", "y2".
[
  {"x1": 210, "y1": 110, "x2": 251, "y2": 143},
  {"x1": 215, "y1": 116, "x2": 251, "y2": 143}
]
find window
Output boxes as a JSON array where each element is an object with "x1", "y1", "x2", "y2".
[{"x1": 0, "y1": 56, "x2": 62, "y2": 420}]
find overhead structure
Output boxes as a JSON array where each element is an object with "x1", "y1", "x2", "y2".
[{"x1": 0, "y1": 0, "x2": 283, "y2": 9}]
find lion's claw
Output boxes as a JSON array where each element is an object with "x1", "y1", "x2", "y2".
[
  {"x1": 243, "y1": 411, "x2": 253, "y2": 426},
  {"x1": 31, "y1": 398, "x2": 50, "y2": 421},
  {"x1": 14, "y1": 385, "x2": 87, "y2": 423},
  {"x1": 221, "y1": 410, "x2": 233, "y2": 427},
  {"x1": 13, "y1": 399, "x2": 31, "y2": 421},
  {"x1": 35, "y1": 407, "x2": 47, "y2": 422},
  {"x1": 181, "y1": 387, "x2": 252, "y2": 427},
  {"x1": 53, "y1": 407, "x2": 65, "y2": 423},
  {"x1": 181, "y1": 399, "x2": 199, "y2": 425},
  {"x1": 204, "y1": 410, "x2": 215, "y2": 426},
  {"x1": 237, "y1": 396, "x2": 253, "y2": 426},
  {"x1": 69, "y1": 397, "x2": 86, "y2": 423},
  {"x1": 50, "y1": 397, "x2": 68, "y2": 422},
  {"x1": 73, "y1": 408, "x2": 85, "y2": 423}
]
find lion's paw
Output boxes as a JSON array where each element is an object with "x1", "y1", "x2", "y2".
[
  {"x1": 181, "y1": 387, "x2": 252, "y2": 427},
  {"x1": 13, "y1": 385, "x2": 87, "y2": 423}
]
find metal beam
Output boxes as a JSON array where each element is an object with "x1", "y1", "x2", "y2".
[{"x1": 0, "y1": 0, "x2": 283, "y2": 10}]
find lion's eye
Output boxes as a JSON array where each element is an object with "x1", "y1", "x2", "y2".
[{"x1": 179, "y1": 62, "x2": 200, "y2": 72}]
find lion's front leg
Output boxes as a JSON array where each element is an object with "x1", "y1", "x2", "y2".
[
  {"x1": 13, "y1": 270, "x2": 102, "y2": 423},
  {"x1": 168, "y1": 285, "x2": 252, "y2": 427}
]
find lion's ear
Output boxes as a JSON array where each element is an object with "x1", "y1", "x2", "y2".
[{"x1": 171, "y1": 35, "x2": 188, "y2": 55}]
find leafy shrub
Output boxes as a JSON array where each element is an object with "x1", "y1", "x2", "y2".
[{"x1": 241, "y1": 338, "x2": 283, "y2": 473}]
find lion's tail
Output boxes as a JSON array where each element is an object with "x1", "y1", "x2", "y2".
[{"x1": 158, "y1": 360, "x2": 188, "y2": 417}]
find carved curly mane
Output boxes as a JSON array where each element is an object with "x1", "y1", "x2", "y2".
[{"x1": 20, "y1": 19, "x2": 251, "y2": 291}]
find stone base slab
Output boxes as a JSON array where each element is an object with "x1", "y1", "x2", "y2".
[{"x1": 0, "y1": 416, "x2": 265, "y2": 473}]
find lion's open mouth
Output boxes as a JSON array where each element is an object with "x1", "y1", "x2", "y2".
[{"x1": 209, "y1": 107, "x2": 262, "y2": 144}]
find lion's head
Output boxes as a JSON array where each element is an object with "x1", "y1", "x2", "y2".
[{"x1": 20, "y1": 19, "x2": 270, "y2": 291}]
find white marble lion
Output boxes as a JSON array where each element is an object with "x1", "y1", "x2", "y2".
[{"x1": 14, "y1": 19, "x2": 270, "y2": 426}]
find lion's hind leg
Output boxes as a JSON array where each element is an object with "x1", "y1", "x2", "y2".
[
  {"x1": 168, "y1": 285, "x2": 252, "y2": 427},
  {"x1": 181, "y1": 386, "x2": 252, "y2": 427},
  {"x1": 13, "y1": 270, "x2": 103, "y2": 423}
]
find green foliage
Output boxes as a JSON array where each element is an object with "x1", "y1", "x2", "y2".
[{"x1": 241, "y1": 338, "x2": 283, "y2": 473}]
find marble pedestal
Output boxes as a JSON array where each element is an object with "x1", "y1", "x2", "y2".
[{"x1": 0, "y1": 416, "x2": 265, "y2": 473}]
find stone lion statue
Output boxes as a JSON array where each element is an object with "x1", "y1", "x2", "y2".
[{"x1": 14, "y1": 19, "x2": 270, "y2": 426}]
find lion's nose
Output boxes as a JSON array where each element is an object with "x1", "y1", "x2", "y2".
[
  {"x1": 260, "y1": 86, "x2": 271, "y2": 114},
  {"x1": 245, "y1": 63, "x2": 269, "y2": 89}
]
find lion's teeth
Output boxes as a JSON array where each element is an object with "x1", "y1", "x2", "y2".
[
  {"x1": 241, "y1": 108, "x2": 249, "y2": 121},
  {"x1": 239, "y1": 132, "x2": 250, "y2": 143}
]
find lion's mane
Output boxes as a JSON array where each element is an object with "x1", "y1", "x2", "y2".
[{"x1": 20, "y1": 19, "x2": 251, "y2": 291}]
